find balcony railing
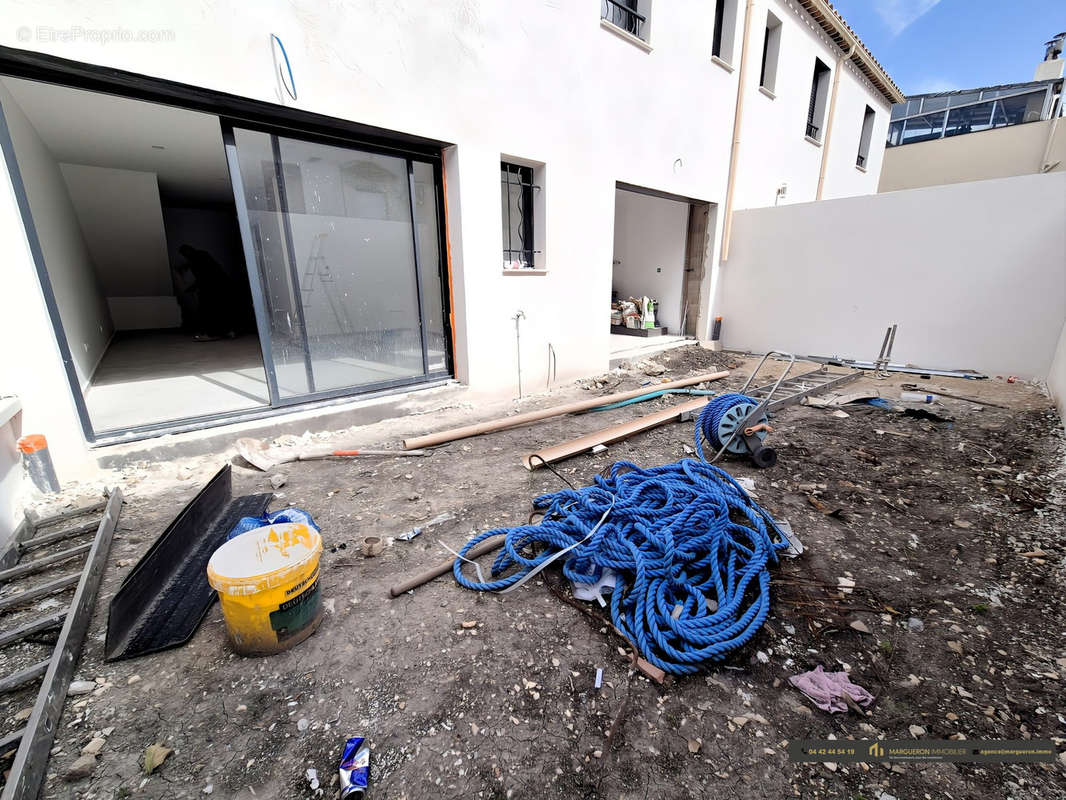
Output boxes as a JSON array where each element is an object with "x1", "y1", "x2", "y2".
[
  {"x1": 601, "y1": 0, "x2": 646, "y2": 40},
  {"x1": 806, "y1": 122, "x2": 820, "y2": 140}
]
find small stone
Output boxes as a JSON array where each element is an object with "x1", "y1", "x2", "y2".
[
  {"x1": 461, "y1": 620, "x2": 477, "y2": 629},
  {"x1": 906, "y1": 617, "x2": 924, "y2": 632},
  {"x1": 101, "y1": 727, "x2": 115, "y2": 737},
  {"x1": 850, "y1": 620, "x2": 871, "y2": 634},
  {"x1": 687, "y1": 738, "x2": 702, "y2": 754},
  {"x1": 127, "y1": 675, "x2": 142, "y2": 685},
  {"x1": 64, "y1": 754, "x2": 97, "y2": 781},
  {"x1": 13, "y1": 707, "x2": 32, "y2": 722},
  {"x1": 946, "y1": 712, "x2": 958, "y2": 721},
  {"x1": 81, "y1": 738, "x2": 105, "y2": 756},
  {"x1": 756, "y1": 651, "x2": 769, "y2": 663},
  {"x1": 269, "y1": 474, "x2": 287, "y2": 490},
  {"x1": 824, "y1": 761, "x2": 837, "y2": 772},
  {"x1": 297, "y1": 718, "x2": 309, "y2": 732},
  {"x1": 908, "y1": 724, "x2": 926, "y2": 738},
  {"x1": 947, "y1": 641, "x2": 964, "y2": 655},
  {"x1": 67, "y1": 681, "x2": 95, "y2": 696},
  {"x1": 952, "y1": 519, "x2": 972, "y2": 529},
  {"x1": 235, "y1": 705, "x2": 247, "y2": 713},
  {"x1": 592, "y1": 749, "x2": 603, "y2": 759},
  {"x1": 203, "y1": 786, "x2": 214, "y2": 795}
]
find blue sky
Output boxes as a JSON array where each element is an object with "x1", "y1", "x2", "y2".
[{"x1": 829, "y1": 0, "x2": 1064, "y2": 95}]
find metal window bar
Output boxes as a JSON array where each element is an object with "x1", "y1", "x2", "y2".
[
  {"x1": 601, "y1": 0, "x2": 646, "y2": 39},
  {"x1": 807, "y1": 62, "x2": 829, "y2": 140},
  {"x1": 856, "y1": 153, "x2": 866, "y2": 167},
  {"x1": 501, "y1": 163, "x2": 540, "y2": 269},
  {"x1": 806, "y1": 122, "x2": 820, "y2": 139}
]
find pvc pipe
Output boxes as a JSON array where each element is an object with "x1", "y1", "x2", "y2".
[
  {"x1": 816, "y1": 42, "x2": 855, "y2": 200},
  {"x1": 402, "y1": 370, "x2": 730, "y2": 449},
  {"x1": 720, "y1": 0, "x2": 754, "y2": 263}
]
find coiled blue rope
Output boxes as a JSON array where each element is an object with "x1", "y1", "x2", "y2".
[
  {"x1": 694, "y1": 393, "x2": 758, "y2": 459},
  {"x1": 453, "y1": 454, "x2": 788, "y2": 675}
]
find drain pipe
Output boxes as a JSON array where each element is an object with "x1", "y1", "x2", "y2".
[
  {"x1": 816, "y1": 39, "x2": 856, "y2": 200},
  {"x1": 512, "y1": 310, "x2": 526, "y2": 399},
  {"x1": 720, "y1": 0, "x2": 755, "y2": 263}
]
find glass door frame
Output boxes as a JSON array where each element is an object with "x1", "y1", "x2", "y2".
[{"x1": 221, "y1": 118, "x2": 453, "y2": 409}]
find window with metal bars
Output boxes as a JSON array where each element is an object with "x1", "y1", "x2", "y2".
[
  {"x1": 601, "y1": 0, "x2": 648, "y2": 40},
  {"x1": 806, "y1": 58, "x2": 831, "y2": 140},
  {"x1": 501, "y1": 162, "x2": 539, "y2": 269}
]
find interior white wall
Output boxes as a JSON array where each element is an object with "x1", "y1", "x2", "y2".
[
  {"x1": 612, "y1": 189, "x2": 690, "y2": 333},
  {"x1": 0, "y1": 81, "x2": 112, "y2": 388},
  {"x1": 719, "y1": 171, "x2": 1066, "y2": 379},
  {"x1": 60, "y1": 163, "x2": 180, "y2": 330}
]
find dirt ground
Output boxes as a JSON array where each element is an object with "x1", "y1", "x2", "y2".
[{"x1": 3, "y1": 345, "x2": 1065, "y2": 800}]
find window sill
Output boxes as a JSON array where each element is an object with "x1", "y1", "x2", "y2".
[
  {"x1": 600, "y1": 19, "x2": 653, "y2": 52},
  {"x1": 502, "y1": 269, "x2": 548, "y2": 276},
  {"x1": 758, "y1": 85, "x2": 776, "y2": 100},
  {"x1": 804, "y1": 135, "x2": 823, "y2": 148},
  {"x1": 855, "y1": 163, "x2": 868, "y2": 173},
  {"x1": 711, "y1": 55, "x2": 734, "y2": 73}
]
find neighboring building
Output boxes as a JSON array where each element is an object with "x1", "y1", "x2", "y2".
[
  {"x1": 0, "y1": 1, "x2": 901, "y2": 474},
  {"x1": 880, "y1": 34, "x2": 1065, "y2": 192}
]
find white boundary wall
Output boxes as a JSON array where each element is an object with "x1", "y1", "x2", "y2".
[{"x1": 719, "y1": 171, "x2": 1066, "y2": 380}]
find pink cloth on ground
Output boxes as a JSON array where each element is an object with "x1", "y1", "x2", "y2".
[{"x1": 788, "y1": 665, "x2": 875, "y2": 713}]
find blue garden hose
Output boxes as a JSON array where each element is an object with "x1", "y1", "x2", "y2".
[{"x1": 453, "y1": 453, "x2": 788, "y2": 675}]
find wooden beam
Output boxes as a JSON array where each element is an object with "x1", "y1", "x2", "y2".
[
  {"x1": 524, "y1": 397, "x2": 709, "y2": 470},
  {"x1": 403, "y1": 371, "x2": 728, "y2": 450}
]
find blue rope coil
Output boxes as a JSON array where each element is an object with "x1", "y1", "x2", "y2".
[
  {"x1": 694, "y1": 393, "x2": 759, "y2": 459},
  {"x1": 453, "y1": 456, "x2": 788, "y2": 675}
]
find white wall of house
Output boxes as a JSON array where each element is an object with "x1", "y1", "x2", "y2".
[
  {"x1": 719, "y1": 171, "x2": 1066, "y2": 379},
  {"x1": 0, "y1": 81, "x2": 112, "y2": 389},
  {"x1": 0, "y1": 0, "x2": 897, "y2": 471},
  {"x1": 612, "y1": 190, "x2": 690, "y2": 334},
  {"x1": 730, "y1": 0, "x2": 892, "y2": 210},
  {"x1": 0, "y1": 398, "x2": 24, "y2": 554},
  {"x1": 60, "y1": 163, "x2": 180, "y2": 330}
]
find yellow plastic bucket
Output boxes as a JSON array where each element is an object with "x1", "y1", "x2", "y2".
[{"x1": 206, "y1": 522, "x2": 324, "y2": 656}]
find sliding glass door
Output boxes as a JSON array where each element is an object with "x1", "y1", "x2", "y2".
[{"x1": 224, "y1": 125, "x2": 449, "y2": 405}]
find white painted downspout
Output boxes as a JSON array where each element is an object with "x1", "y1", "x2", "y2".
[
  {"x1": 816, "y1": 40, "x2": 855, "y2": 200},
  {"x1": 720, "y1": 0, "x2": 755, "y2": 263}
]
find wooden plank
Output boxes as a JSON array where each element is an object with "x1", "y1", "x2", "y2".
[
  {"x1": 18, "y1": 521, "x2": 98, "y2": 554},
  {"x1": 0, "y1": 661, "x2": 47, "y2": 694},
  {"x1": 524, "y1": 397, "x2": 710, "y2": 470},
  {"x1": 0, "y1": 611, "x2": 67, "y2": 649},
  {"x1": 0, "y1": 543, "x2": 92, "y2": 585},
  {"x1": 0, "y1": 573, "x2": 80, "y2": 613},
  {"x1": 403, "y1": 370, "x2": 729, "y2": 450}
]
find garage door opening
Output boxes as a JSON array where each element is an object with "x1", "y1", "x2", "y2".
[{"x1": 610, "y1": 183, "x2": 711, "y2": 358}]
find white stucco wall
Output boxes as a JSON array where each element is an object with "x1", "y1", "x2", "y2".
[
  {"x1": 730, "y1": 0, "x2": 892, "y2": 210},
  {"x1": 719, "y1": 171, "x2": 1066, "y2": 379},
  {"x1": 0, "y1": 0, "x2": 896, "y2": 470},
  {"x1": 612, "y1": 190, "x2": 690, "y2": 333}
]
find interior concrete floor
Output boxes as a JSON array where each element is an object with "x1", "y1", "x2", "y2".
[
  {"x1": 609, "y1": 332, "x2": 691, "y2": 362},
  {"x1": 85, "y1": 330, "x2": 269, "y2": 431}
]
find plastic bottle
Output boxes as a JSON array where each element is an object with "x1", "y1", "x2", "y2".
[{"x1": 900, "y1": 391, "x2": 937, "y2": 404}]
